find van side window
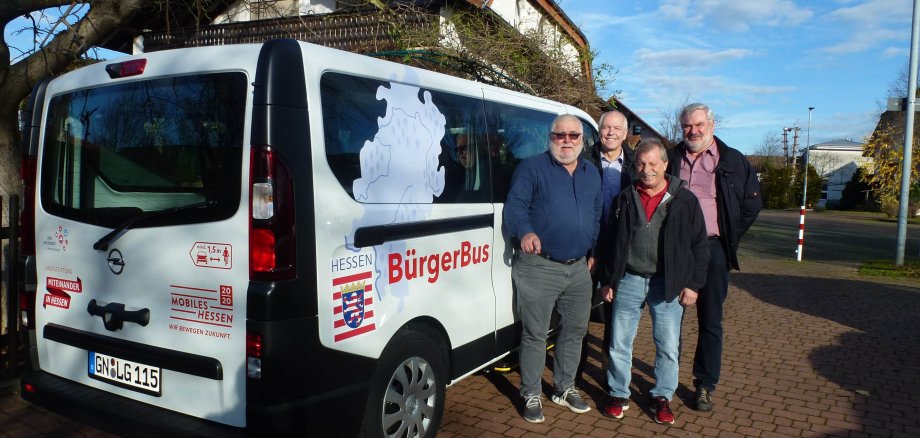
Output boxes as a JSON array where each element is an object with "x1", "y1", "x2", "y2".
[
  {"x1": 481, "y1": 101, "x2": 556, "y2": 203},
  {"x1": 320, "y1": 72, "x2": 490, "y2": 204},
  {"x1": 580, "y1": 118, "x2": 600, "y2": 152},
  {"x1": 320, "y1": 73, "x2": 387, "y2": 197},
  {"x1": 423, "y1": 90, "x2": 489, "y2": 204}
]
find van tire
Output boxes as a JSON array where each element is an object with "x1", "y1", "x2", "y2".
[{"x1": 360, "y1": 329, "x2": 447, "y2": 438}]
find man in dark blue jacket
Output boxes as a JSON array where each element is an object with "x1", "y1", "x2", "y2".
[
  {"x1": 504, "y1": 114, "x2": 602, "y2": 423},
  {"x1": 666, "y1": 103, "x2": 762, "y2": 413}
]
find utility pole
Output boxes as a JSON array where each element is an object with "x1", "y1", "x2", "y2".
[
  {"x1": 896, "y1": 0, "x2": 920, "y2": 265},
  {"x1": 790, "y1": 127, "x2": 801, "y2": 170},
  {"x1": 782, "y1": 128, "x2": 790, "y2": 166}
]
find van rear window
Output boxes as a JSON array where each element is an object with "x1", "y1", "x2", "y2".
[{"x1": 40, "y1": 72, "x2": 247, "y2": 228}]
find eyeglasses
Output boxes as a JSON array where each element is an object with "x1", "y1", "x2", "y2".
[{"x1": 551, "y1": 131, "x2": 582, "y2": 141}]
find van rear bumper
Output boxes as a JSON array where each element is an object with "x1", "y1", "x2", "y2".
[{"x1": 21, "y1": 370, "x2": 246, "y2": 438}]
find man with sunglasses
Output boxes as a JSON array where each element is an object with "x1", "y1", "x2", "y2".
[{"x1": 504, "y1": 114, "x2": 602, "y2": 423}]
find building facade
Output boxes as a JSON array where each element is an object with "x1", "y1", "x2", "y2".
[{"x1": 802, "y1": 139, "x2": 870, "y2": 208}]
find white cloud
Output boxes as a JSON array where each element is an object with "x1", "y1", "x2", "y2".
[
  {"x1": 641, "y1": 75, "x2": 795, "y2": 98},
  {"x1": 571, "y1": 12, "x2": 632, "y2": 33},
  {"x1": 820, "y1": 0, "x2": 912, "y2": 55},
  {"x1": 880, "y1": 47, "x2": 904, "y2": 58},
  {"x1": 657, "y1": 0, "x2": 814, "y2": 32},
  {"x1": 826, "y1": 0, "x2": 910, "y2": 26},
  {"x1": 822, "y1": 28, "x2": 901, "y2": 54},
  {"x1": 809, "y1": 110, "x2": 878, "y2": 144},
  {"x1": 634, "y1": 48, "x2": 754, "y2": 71}
]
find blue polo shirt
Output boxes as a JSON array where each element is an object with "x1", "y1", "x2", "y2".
[{"x1": 504, "y1": 151, "x2": 602, "y2": 260}]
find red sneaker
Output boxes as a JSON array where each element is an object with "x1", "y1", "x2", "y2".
[
  {"x1": 600, "y1": 397, "x2": 629, "y2": 419},
  {"x1": 651, "y1": 397, "x2": 675, "y2": 425}
]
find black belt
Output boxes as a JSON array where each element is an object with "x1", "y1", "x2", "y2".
[
  {"x1": 708, "y1": 235, "x2": 720, "y2": 240},
  {"x1": 534, "y1": 252, "x2": 581, "y2": 265},
  {"x1": 626, "y1": 269, "x2": 657, "y2": 279}
]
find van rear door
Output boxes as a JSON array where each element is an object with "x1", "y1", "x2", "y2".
[{"x1": 32, "y1": 55, "x2": 252, "y2": 426}]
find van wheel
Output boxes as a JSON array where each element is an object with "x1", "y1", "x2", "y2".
[{"x1": 361, "y1": 329, "x2": 446, "y2": 438}]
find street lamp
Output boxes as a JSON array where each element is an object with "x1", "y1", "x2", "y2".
[
  {"x1": 797, "y1": 107, "x2": 814, "y2": 262},
  {"x1": 802, "y1": 107, "x2": 814, "y2": 207}
]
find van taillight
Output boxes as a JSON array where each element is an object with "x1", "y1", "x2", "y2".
[
  {"x1": 19, "y1": 156, "x2": 37, "y2": 256},
  {"x1": 249, "y1": 145, "x2": 296, "y2": 281},
  {"x1": 246, "y1": 332, "x2": 263, "y2": 379},
  {"x1": 19, "y1": 291, "x2": 32, "y2": 328},
  {"x1": 105, "y1": 59, "x2": 146, "y2": 79}
]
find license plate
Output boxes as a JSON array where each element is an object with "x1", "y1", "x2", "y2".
[{"x1": 89, "y1": 351, "x2": 161, "y2": 396}]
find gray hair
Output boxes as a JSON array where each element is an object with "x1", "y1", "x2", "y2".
[
  {"x1": 551, "y1": 113, "x2": 582, "y2": 133},
  {"x1": 679, "y1": 103, "x2": 714, "y2": 123},
  {"x1": 634, "y1": 138, "x2": 668, "y2": 163},
  {"x1": 598, "y1": 110, "x2": 628, "y2": 131}
]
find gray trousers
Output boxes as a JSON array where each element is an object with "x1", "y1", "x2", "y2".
[{"x1": 513, "y1": 252, "x2": 592, "y2": 398}]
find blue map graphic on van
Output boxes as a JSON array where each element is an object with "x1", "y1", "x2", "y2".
[
  {"x1": 352, "y1": 82, "x2": 446, "y2": 204},
  {"x1": 350, "y1": 81, "x2": 447, "y2": 312}
]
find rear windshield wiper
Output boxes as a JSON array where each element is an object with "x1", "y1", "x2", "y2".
[{"x1": 93, "y1": 200, "x2": 216, "y2": 251}]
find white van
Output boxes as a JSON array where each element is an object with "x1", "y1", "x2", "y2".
[{"x1": 17, "y1": 39, "x2": 600, "y2": 437}]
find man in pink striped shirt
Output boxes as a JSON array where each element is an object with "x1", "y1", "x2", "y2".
[{"x1": 666, "y1": 103, "x2": 762, "y2": 413}]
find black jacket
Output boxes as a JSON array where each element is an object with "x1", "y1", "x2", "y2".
[
  {"x1": 666, "y1": 136, "x2": 762, "y2": 270},
  {"x1": 605, "y1": 176, "x2": 710, "y2": 301}
]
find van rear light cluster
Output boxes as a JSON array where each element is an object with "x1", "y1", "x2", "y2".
[
  {"x1": 105, "y1": 59, "x2": 147, "y2": 79},
  {"x1": 246, "y1": 332, "x2": 263, "y2": 379},
  {"x1": 249, "y1": 145, "x2": 296, "y2": 281},
  {"x1": 19, "y1": 291, "x2": 31, "y2": 328}
]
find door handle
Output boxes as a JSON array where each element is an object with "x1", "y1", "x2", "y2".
[{"x1": 87, "y1": 299, "x2": 150, "y2": 332}]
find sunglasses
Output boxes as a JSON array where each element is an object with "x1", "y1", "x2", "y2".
[{"x1": 551, "y1": 131, "x2": 582, "y2": 141}]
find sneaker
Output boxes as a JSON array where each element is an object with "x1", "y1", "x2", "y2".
[
  {"x1": 551, "y1": 387, "x2": 591, "y2": 413},
  {"x1": 600, "y1": 396, "x2": 629, "y2": 419},
  {"x1": 522, "y1": 395, "x2": 544, "y2": 423},
  {"x1": 694, "y1": 386, "x2": 714, "y2": 412},
  {"x1": 651, "y1": 396, "x2": 675, "y2": 425}
]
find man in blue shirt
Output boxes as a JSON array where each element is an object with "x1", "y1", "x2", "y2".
[
  {"x1": 581, "y1": 110, "x2": 636, "y2": 387},
  {"x1": 504, "y1": 114, "x2": 603, "y2": 423}
]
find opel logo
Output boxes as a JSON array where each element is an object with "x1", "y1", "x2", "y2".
[{"x1": 107, "y1": 249, "x2": 125, "y2": 275}]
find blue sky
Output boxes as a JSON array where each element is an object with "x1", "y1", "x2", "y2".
[{"x1": 560, "y1": 0, "x2": 915, "y2": 154}]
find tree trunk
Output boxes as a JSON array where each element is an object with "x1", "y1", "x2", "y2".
[
  {"x1": 0, "y1": 0, "x2": 149, "y2": 203},
  {"x1": 0, "y1": 105, "x2": 20, "y2": 228}
]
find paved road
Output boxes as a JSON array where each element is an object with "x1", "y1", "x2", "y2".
[
  {"x1": 746, "y1": 210, "x2": 919, "y2": 265},
  {"x1": 2, "y1": 210, "x2": 919, "y2": 437}
]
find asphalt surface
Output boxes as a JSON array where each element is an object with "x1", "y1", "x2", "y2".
[{"x1": 2, "y1": 209, "x2": 919, "y2": 437}]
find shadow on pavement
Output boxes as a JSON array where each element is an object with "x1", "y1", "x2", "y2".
[{"x1": 732, "y1": 272, "x2": 920, "y2": 423}]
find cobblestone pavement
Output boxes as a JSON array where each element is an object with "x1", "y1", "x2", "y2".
[
  {"x1": 436, "y1": 249, "x2": 920, "y2": 437},
  {"x1": 2, "y1": 211, "x2": 919, "y2": 437}
]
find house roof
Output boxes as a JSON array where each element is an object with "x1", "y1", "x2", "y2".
[
  {"x1": 808, "y1": 139, "x2": 864, "y2": 151},
  {"x1": 608, "y1": 96, "x2": 665, "y2": 141}
]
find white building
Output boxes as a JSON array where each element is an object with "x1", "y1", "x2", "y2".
[{"x1": 802, "y1": 139, "x2": 871, "y2": 208}]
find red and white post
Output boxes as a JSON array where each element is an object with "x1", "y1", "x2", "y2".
[
  {"x1": 798, "y1": 106, "x2": 814, "y2": 262},
  {"x1": 796, "y1": 205, "x2": 806, "y2": 261}
]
